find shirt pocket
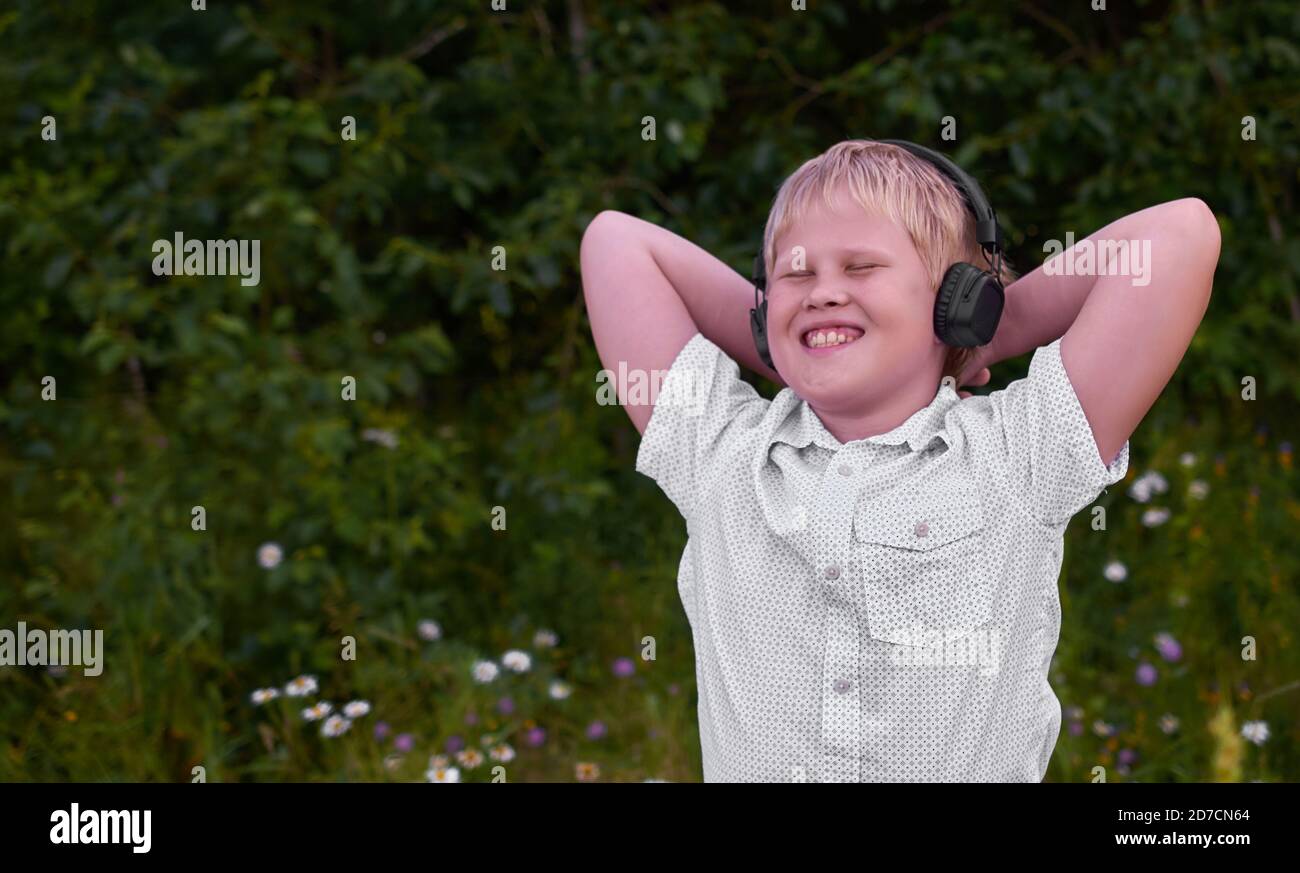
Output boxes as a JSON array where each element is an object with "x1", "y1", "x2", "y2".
[{"x1": 852, "y1": 478, "x2": 992, "y2": 647}]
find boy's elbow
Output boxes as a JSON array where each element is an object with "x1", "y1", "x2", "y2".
[
  {"x1": 1168, "y1": 197, "x2": 1222, "y2": 267},
  {"x1": 580, "y1": 211, "x2": 636, "y2": 310},
  {"x1": 582, "y1": 209, "x2": 628, "y2": 250}
]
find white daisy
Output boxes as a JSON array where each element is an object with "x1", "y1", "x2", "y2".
[
  {"x1": 417, "y1": 619, "x2": 442, "y2": 641},
  {"x1": 533, "y1": 629, "x2": 559, "y2": 648},
  {"x1": 471, "y1": 660, "x2": 499, "y2": 683},
  {"x1": 343, "y1": 700, "x2": 370, "y2": 718},
  {"x1": 302, "y1": 701, "x2": 333, "y2": 721},
  {"x1": 456, "y1": 748, "x2": 485, "y2": 769},
  {"x1": 1159, "y1": 713, "x2": 1180, "y2": 735},
  {"x1": 549, "y1": 680, "x2": 572, "y2": 700},
  {"x1": 1188, "y1": 480, "x2": 1209, "y2": 500},
  {"x1": 426, "y1": 766, "x2": 461, "y2": 783},
  {"x1": 1141, "y1": 507, "x2": 1171, "y2": 527},
  {"x1": 257, "y1": 541, "x2": 283, "y2": 569},
  {"x1": 284, "y1": 674, "x2": 318, "y2": 697},
  {"x1": 1103, "y1": 560, "x2": 1128, "y2": 583},
  {"x1": 1127, "y1": 470, "x2": 1168, "y2": 504},
  {"x1": 321, "y1": 715, "x2": 352, "y2": 737},
  {"x1": 250, "y1": 687, "x2": 280, "y2": 705},
  {"x1": 1241, "y1": 721, "x2": 1270, "y2": 746},
  {"x1": 361, "y1": 427, "x2": 399, "y2": 449},
  {"x1": 501, "y1": 649, "x2": 531, "y2": 673},
  {"x1": 489, "y1": 743, "x2": 515, "y2": 763},
  {"x1": 428, "y1": 754, "x2": 450, "y2": 769},
  {"x1": 1179, "y1": 452, "x2": 1197, "y2": 467}
]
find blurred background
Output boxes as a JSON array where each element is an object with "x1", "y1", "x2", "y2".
[{"x1": 0, "y1": 0, "x2": 1296, "y2": 782}]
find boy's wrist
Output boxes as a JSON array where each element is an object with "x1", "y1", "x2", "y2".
[{"x1": 987, "y1": 275, "x2": 1055, "y2": 365}]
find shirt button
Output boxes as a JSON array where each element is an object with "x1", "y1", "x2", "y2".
[
  {"x1": 838, "y1": 464, "x2": 853, "y2": 477},
  {"x1": 914, "y1": 520, "x2": 929, "y2": 538},
  {"x1": 823, "y1": 565, "x2": 840, "y2": 581},
  {"x1": 833, "y1": 678, "x2": 852, "y2": 693}
]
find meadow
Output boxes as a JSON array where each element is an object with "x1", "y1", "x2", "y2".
[{"x1": 1, "y1": 0, "x2": 1297, "y2": 781}]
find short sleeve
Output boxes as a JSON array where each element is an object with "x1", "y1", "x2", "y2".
[
  {"x1": 634, "y1": 332, "x2": 770, "y2": 523},
  {"x1": 985, "y1": 337, "x2": 1130, "y2": 527}
]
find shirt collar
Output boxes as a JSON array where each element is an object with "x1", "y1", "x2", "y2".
[{"x1": 769, "y1": 381, "x2": 959, "y2": 454}]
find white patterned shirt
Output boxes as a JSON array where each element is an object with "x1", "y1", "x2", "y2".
[{"x1": 635, "y1": 332, "x2": 1130, "y2": 782}]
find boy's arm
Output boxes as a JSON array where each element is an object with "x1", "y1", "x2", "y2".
[
  {"x1": 580, "y1": 210, "x2": 783, "y2": 434},
  {"x1": 976, "y1": 198, "x2": 1220, "y2": 465}
]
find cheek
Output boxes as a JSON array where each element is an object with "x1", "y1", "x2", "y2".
[
  {"x1": 768, "y1": 295, "x2": 800, "y2": 333},
  {"x1": 871, "y1": 288, "x2": 934, "y2": 333}
]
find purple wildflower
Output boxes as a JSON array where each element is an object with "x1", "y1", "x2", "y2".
[
  {"x1": 612, "y1": 657, "x2": 635, "y2": 678},
  {"x1": 1154, "y1": 632, "x2": 1182, "y2": 663}
]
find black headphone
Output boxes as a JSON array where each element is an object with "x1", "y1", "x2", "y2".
[{"x1": 749, "y1": 139, "x2": 1005, "y2": 371}]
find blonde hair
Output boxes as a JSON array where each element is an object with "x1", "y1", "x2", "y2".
[{"x1": 761, "y1": 139, "x2": 1018, "y2": 381}]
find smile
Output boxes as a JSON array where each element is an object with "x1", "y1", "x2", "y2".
[{"x1": 801, "y1": 326, "x2": 864, "y2": 350}]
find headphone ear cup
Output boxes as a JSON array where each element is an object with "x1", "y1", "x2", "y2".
[
  {"x1": 750, "y1": 299, "x2": 774, "y2": 369},
  {"x1": 934, "y1": 263, "x2": 1003, "y2": 347},
  {"x1": 933, "y1": 265, "x2": 965, "y2": 345}
]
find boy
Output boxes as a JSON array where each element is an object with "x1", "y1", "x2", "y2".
[{"x1": 579, "y1": 139, "x2": 1219, "y2": 782}]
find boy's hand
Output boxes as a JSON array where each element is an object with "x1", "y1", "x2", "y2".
[
  {"x1": 957, "y1": 364, "x2": 992, "y2": 398},
  {"x1": 953, "y1": 346, "x2": 994, "y2": 398}
]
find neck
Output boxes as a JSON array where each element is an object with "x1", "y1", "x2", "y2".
[{"x1": 808, "y1": 379, "x2": 939, "y2": 445}]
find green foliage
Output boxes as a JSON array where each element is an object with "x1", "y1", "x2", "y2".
[{"x1": 0, "y1": 0, "x2": 1296, "y2": 781}]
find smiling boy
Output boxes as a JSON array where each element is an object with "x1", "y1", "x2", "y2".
[{"x1": 579, "y1": 139, "x2": 1220, "y2": 782}]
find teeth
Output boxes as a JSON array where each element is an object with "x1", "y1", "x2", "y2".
[{"x1": 805, "y1": 329, "x2": 858, "y2": 348}]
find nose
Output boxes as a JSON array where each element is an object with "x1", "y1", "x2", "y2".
[{"x1": 803, "y1": 276, "x2": 852, "y2": 311}]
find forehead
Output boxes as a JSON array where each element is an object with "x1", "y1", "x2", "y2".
[{"x1": 773, "y1": 188, "x2": 916, "y2": 260}]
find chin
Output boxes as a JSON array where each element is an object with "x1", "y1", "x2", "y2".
[{"x1": 783, "y1": 362, "x2": 875, "y2": 404}]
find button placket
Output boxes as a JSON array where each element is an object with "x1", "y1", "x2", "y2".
[{"x1": 817, "y1": 446, "x2": 862, "y2": 777}]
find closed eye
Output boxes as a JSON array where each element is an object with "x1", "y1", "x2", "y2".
[{"x1": 782, "y1": 264, "x2": 880, "y2": 279}]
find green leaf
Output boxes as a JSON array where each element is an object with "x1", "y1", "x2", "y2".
[{"x1": 43, "y1": 253, "x2": 72, "y2": 289}]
